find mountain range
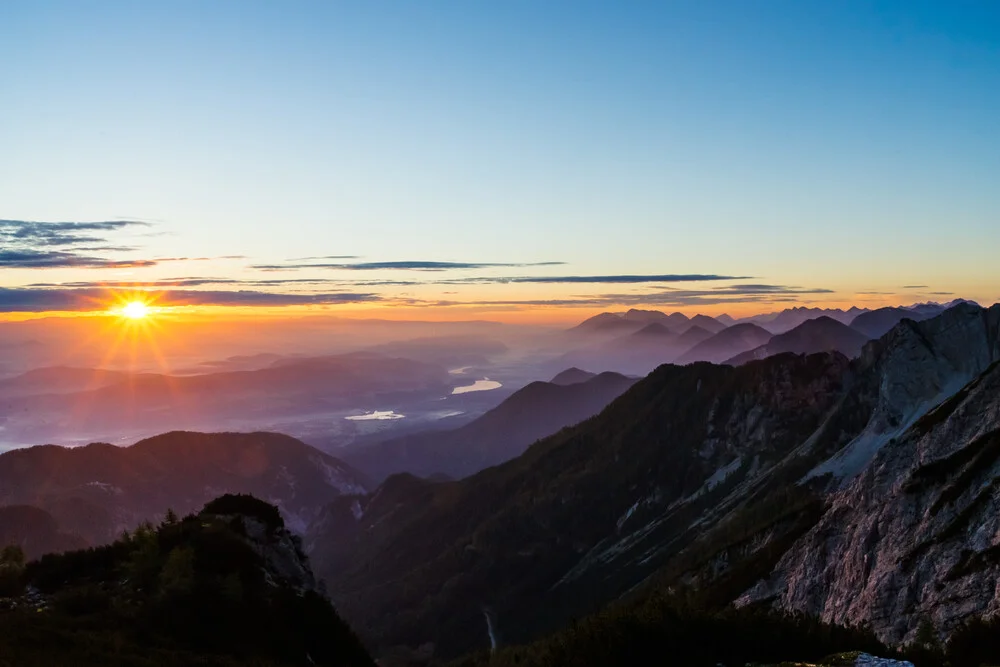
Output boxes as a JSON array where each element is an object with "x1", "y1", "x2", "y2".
[
  {"x1": 555, "y1": 301, "x2": 970, "y2": 376},
  {"x1": 3, "y1": 299, "x2": 998, "y2": 665},
  {"x1": 675, "y1": 322, "x2": 774, "y2": 364},
  {"x1": 307, "y1": 302, "x2": 1000, "y2": 661},
  {"x1": 725, "y1": 316, "x2": 872, "y2": 365}
]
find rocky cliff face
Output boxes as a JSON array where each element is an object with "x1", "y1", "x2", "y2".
[
  {"x1": 808, "y1": 302, "x2": 1000, "y2": 482},
  {"x1": 741, "y1": 304, "x2": 1000, "y2": 643},
  {"x1": 229, "y1": 514, "x2": 321, "y2": 595}
]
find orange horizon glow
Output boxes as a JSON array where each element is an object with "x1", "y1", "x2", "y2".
[{"x1": 0, "y1": 291, "x2": 982, "y2": 326}]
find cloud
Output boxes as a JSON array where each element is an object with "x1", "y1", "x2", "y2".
[
  {"x1": 252, "y1": 260, "x2": 567, "y2": 271},
  {"x1": 395, "y1": 284, "x2": 834, "y2": 309},
  {"x1": 24, "y1": 276, "x2": 416, "y2": 289},
  {"x1": 467, "y1": 274, "x2": 752, "y2": 285},
  {"x1": 0, "y1": 287, "x2": 380, "y2": 312},
  {"x1": 0, "y1": 219, "x2": 154, "y2": 269},
  {"x1": 902, "y1": 285, "x2": 929, "y2": 289},
  {"x1": 0, "y1": 250, "x2": 158, "y2": 269},
  {"x1": 0, "y1": 219, "x2": 149, "y2": 246}
]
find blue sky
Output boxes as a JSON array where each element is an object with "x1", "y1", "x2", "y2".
[{"x1": 1, "y1": 1, "x2": 999, "y2": 318}]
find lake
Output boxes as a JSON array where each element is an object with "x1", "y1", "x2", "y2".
[{"x1": 451, "y1": 378, "x2": 503, "y2": 395}]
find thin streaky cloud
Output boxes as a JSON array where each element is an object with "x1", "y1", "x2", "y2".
[
  {"x1": 495, "y1": 274, "x2": 751, "y2": 284},
  {"x1": 393, "y1": 284, "x2": 834, "y2": 309},
  {"x1": 0, "y1": 250, "x2": 158, "y2": 269},
  {"x1": 0, "y1": 287, "x2": 380, "y2": 312},
  {"x1": 25, "y1": 277, "x2": 422, "y2": 289},
  {"x1": 251, "y1": 260, "x2": 567, "y2": 271}
]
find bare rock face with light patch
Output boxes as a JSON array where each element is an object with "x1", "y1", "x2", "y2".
[{"x1": 742, "y1": 316, "x2": 1000, "y2": 643}]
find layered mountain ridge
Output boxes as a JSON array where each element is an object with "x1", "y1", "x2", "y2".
[{"x1": 312, "y1": 302, "x2": 1000, "y2": 660}]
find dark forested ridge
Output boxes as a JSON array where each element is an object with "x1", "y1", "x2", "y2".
[{"x1": 0, "y1": 494, "x2": 374, "y2": 667}]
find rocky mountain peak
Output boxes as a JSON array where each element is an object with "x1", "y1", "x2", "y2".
[{"x1": 808, "y1": 303, "x2": 1000, "y2": 483}]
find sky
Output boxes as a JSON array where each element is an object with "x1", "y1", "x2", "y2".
[{"x1": 1, "y1": 0, "x2": 999, "y2": 322}]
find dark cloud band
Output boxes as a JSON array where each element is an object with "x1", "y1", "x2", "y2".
[
  {"x1": 0, "y1": 219, "x2": 151, "y2": 269},
  {"x1": 0, "y1": 287, "x2": 380, "y2": 312}
]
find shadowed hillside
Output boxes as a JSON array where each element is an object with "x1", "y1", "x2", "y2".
[
  {"x1": 343, "y1": 372, "x2": 637, "y2": 482},
  {"x1": 0, "y1": 432, "x2": 367, "y2": 548}
]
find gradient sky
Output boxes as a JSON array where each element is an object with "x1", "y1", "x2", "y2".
[{"x1": 2, "y1": 0, "x2": 999, "y2": 321}]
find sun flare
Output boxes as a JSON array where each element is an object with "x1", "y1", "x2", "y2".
[{"x1": 121, "y1": 301, "x2": 151, "y2": 319}]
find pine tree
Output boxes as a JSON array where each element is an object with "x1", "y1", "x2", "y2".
[{"x1": 0, "y1": 544, "x2": 26, "y2": 597}]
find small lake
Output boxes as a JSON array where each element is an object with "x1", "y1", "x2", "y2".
[
  {"x1": 345, "y1": 410, "x2": 406, "y2": 421},
  {"x1": 451, "y1": 378, "x2": 503, "y2": 395}
]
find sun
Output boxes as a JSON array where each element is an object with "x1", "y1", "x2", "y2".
[{"x1": 121, "y1": 301, "x2": 151, "y2": 319}]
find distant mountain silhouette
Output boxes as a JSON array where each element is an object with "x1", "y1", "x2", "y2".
[
  {"x1": 0, "y1": 431, "x2": 367, "y2": 548},
  {"x1": 550, "y1": 368, "x2": 598, "y2": 386},
  {"x1": 675, "y1": 323, "x2": 773, "y2": 364},
  {"x1": 623, "y1": 309, "x2": 690, "y2": 329},
  {"x1": 673, "y1": 324, "x2": 714, "y2": 349},
  {"x1": 558, "y1": 313, "x2": 730, "y2": 375},
  {"x1": 342, "y1": 372, "x2": 637, "y2": 482},
  {"x1": 571, "y1": 309, "x2": 693, "y2": 336},
  {"x1": 689, "y1": 314, "x2": 727, "y2": 334},
  {"x1": 629, "y1": 322, "x2": 675, "y2": 338},
  {"x1": 740, "y1": 307, "x2": 869, "y2": 333},
  {"x1": 725, "y1": 316, "x2": 872, "y2": 365},
  {"x1": 905, "y1": 299, "x2": 977, "y2": 317},
  {"x1": 570, "y1": 313, "x2": 645, "y2": 335}
]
